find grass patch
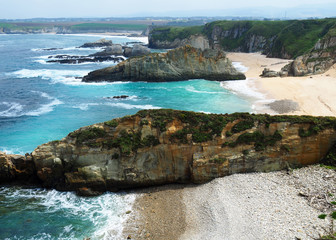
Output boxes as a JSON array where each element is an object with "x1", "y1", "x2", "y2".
[
  {"x1": 69, "y1": 127, "x2": 106, "y2": 143},
  {"x1": 150, "y1": 25, "x2": 204, "y2": 42}
]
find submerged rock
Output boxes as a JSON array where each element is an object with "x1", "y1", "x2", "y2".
[{"x1": 82, "y1": 45, "x2": 246, "y2": 82}]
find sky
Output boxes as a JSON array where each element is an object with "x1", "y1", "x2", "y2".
[{"x1": 1, "y1": 0, "x2": 335, "y2": 19}]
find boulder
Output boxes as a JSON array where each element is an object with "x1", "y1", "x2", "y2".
[
  {"x1": 130, "y1": 44, "x2": 151, "y2": 57},
  {"x1": 79, "y1": 38, "x2": 113, "y2": 48},
  {"x1": 260, "y1": 68, "x2": 279, "y2": 78},
  {"x1": 92, "y1": 44, "x2": 123, "y2": 56}
]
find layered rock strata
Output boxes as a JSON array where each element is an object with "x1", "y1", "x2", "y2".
[
  {"x1": 82, "y1": 45, "x2": 246, "y2": 82},
  {"x1": 1, "y1": 109, "x2": 336, "y2": 194}
]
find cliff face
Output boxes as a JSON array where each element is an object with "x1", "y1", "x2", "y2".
[
  {"x1": 282, "y1": 33, "x2": 336, "y2": 76},
  {"x1": 148, "y1": 34, "x2": 210, "y2": 50},
  {"x1": 2, "y1": 110, "x2": 336, "y2": 194},
  {"x1": 148, "y1": 19, "x2": 336, "y2": 63},
  {"x1": 82, "y1": 45, "x2": 246, "y2": 83}
]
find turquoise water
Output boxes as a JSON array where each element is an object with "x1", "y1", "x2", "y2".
[
  {"x1": 0, "y1": 187, "x2": 135, "y2": 239},
  {"x1": 0, "y1": 34, "x2": 251, "y2": 239}
]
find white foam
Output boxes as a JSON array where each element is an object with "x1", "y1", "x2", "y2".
[
  {"x1": 105, "y1": 102, "x2": 161, "y2": 110},
  {"x1": 73, "y1": 103, "x2": 100, "y2": 111},
  {"x1": 185, "y1": 86, "x2": 226, "y2": 94},
  {"x1": 11, "y1": 69, "x2": 133, "y2": 86},
  {"x1": 0, "y1": 102, "x2": 24, "y2": 117},
  {"x1": 31, "y1": 46, "x2": 103, "y2": 52},
  {"x1": 25, "y1": 98, "x2": 63, "y2": 116},
  {"x1": 0, "y1": 147, "x2": 25, "y2": 155},
  {"x1": 220, "y1": 79, "x2": 265, "y2": 100},
  {"x1": 0, "y1": 187, "x2": 136, "y2": 240},
  {"x1": 0, "y1": 91, "x2": 63, "y2": 117},
  {"x1": 232, "y1": 62, "x2": 249, "y2": 73}
]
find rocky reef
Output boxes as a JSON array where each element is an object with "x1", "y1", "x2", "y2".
[
  {"x1": 82, "y1": 45, "x2": 246, "y2": 82},
  {"x1": 1, "y1": 109, "x2": 336, "y2": 195}
]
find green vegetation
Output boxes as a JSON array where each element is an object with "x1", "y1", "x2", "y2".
[
  {"x1": 150, "y1": 18, "x2": 336, "y2": 59},
  {"x1": 137, "y1": 109, "x2": 336, "y2": 145},
  {"x1": 104, "y1": 119, "x2": 118, "y2": 128},
  {"x1": 272, "y1": 19, "x2": 336, "y2": 58},
  {"x1": 321, "y1": 142, "x2": 336, "y2": 167},
  {"x1": 69, "y1": 23, "x2": 147, "y2": 31},
  {"x1": 67, "y1": 110, "x2": 336, "y2": 156},
  {"x1": 69, "y1": 127, "x2": 107, "y2": 143},
  {"x1": 223, "y1": 130, "x2": 282, "y2": 151},
  {"x1": 103, "y1": 130, "x2": 160, "y2": 155},
  {"x1": 231, "y1": 119, "x2": 255, "y2": 133},
  {"x1": 150, "y1": 25, "x2": 204, "y2": 42},
  {"x1": 317, "y1": 198, "x2": 336, "y2": 239}
]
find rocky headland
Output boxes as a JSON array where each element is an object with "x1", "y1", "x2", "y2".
[
  {"x1": 1, "y1": 109, "x2": 336, "y2": 196},
  {"x1": 149, "y1": 19, "x2": 336, "y2": 76},
  {"x1": 82, "y1": 45, "x2": 246, "y2": 82},
  {"x1": 281, "y1": 32, "x2": 336, "y2": 76}
]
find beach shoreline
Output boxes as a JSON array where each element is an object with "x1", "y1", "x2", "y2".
[
  {"x1": 122, "y1": 52, "x2": 336, "y2": 240},
  {"x1": 227, "y1": 52, "x2": 336, "y2": 117}
]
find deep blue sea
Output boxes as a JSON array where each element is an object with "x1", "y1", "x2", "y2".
[{"x1": 0, "y1": 34, "x2": 252, "y2": 239}]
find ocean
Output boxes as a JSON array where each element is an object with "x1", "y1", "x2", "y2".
[{"x1": 0, "y1": 34, "x2": 254, "y2": 239}]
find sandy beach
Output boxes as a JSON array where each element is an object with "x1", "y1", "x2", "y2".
[
  {"x1": 121, "y1": 53, "x2": 336, "y2": 240},
  {"x1": 227, "y1": 52, "x2": 336, "y2": 117}
]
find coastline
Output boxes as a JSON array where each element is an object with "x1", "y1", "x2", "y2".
[
  {"x1": 122, "y1": 53, "x2": 336, "y2": 240},
  {"x1": 227, "y1": 52, "x2": 336, "y2": 117}
]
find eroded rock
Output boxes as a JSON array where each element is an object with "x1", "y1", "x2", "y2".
[{"x1": 82, "y1": 45, "x2": 246, "y2": 82}]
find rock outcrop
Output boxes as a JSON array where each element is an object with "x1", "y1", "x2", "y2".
[
  {"x1": 0, "y1": 152, "x2": 38, "y2": 184},
  {"x1": 82, "y1": 45, "x2": 246, "y2": 82},
  {"x1": 1, "y1": 109, "x2": 336, "y2": 194},
  {"x1": 281, "y1": 33, "x2": 336, "y2": 76},
  {"x1": 149, "y1": 34, "x2": 210, "y2": 50},
  {"x1": 79, "y1": 38, "x2": 114, "y2": 48}
]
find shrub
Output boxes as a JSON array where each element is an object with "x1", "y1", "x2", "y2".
[{"x1": 105, "y1": 120, "x2": 118, "y2": 128}]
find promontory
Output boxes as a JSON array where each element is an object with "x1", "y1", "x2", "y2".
[
  {"x1": 1, "y1": 109, "x2": 336, "y2": 195},
  {"x1": 82, "y1": 45, "x2": 246, "y2": 82}
]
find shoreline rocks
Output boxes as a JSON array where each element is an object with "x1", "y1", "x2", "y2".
[
  {"x1": 79, "y1": 38, "x2": 113, "y2": 48},
  {"x1": 1, "y1": 109, "x2": 336, "y2": 195},
  {"x1": 82, "y1": 45, "x2": 246, "y2": 82}
]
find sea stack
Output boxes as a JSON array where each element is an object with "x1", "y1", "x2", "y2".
[{"x1": 82, "y1": 45, "x2": 246, "y2": 82}]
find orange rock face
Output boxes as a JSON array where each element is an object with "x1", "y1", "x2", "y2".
[{"x1": 2, "y1": 110, "x2": 336, "y2": 194}]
